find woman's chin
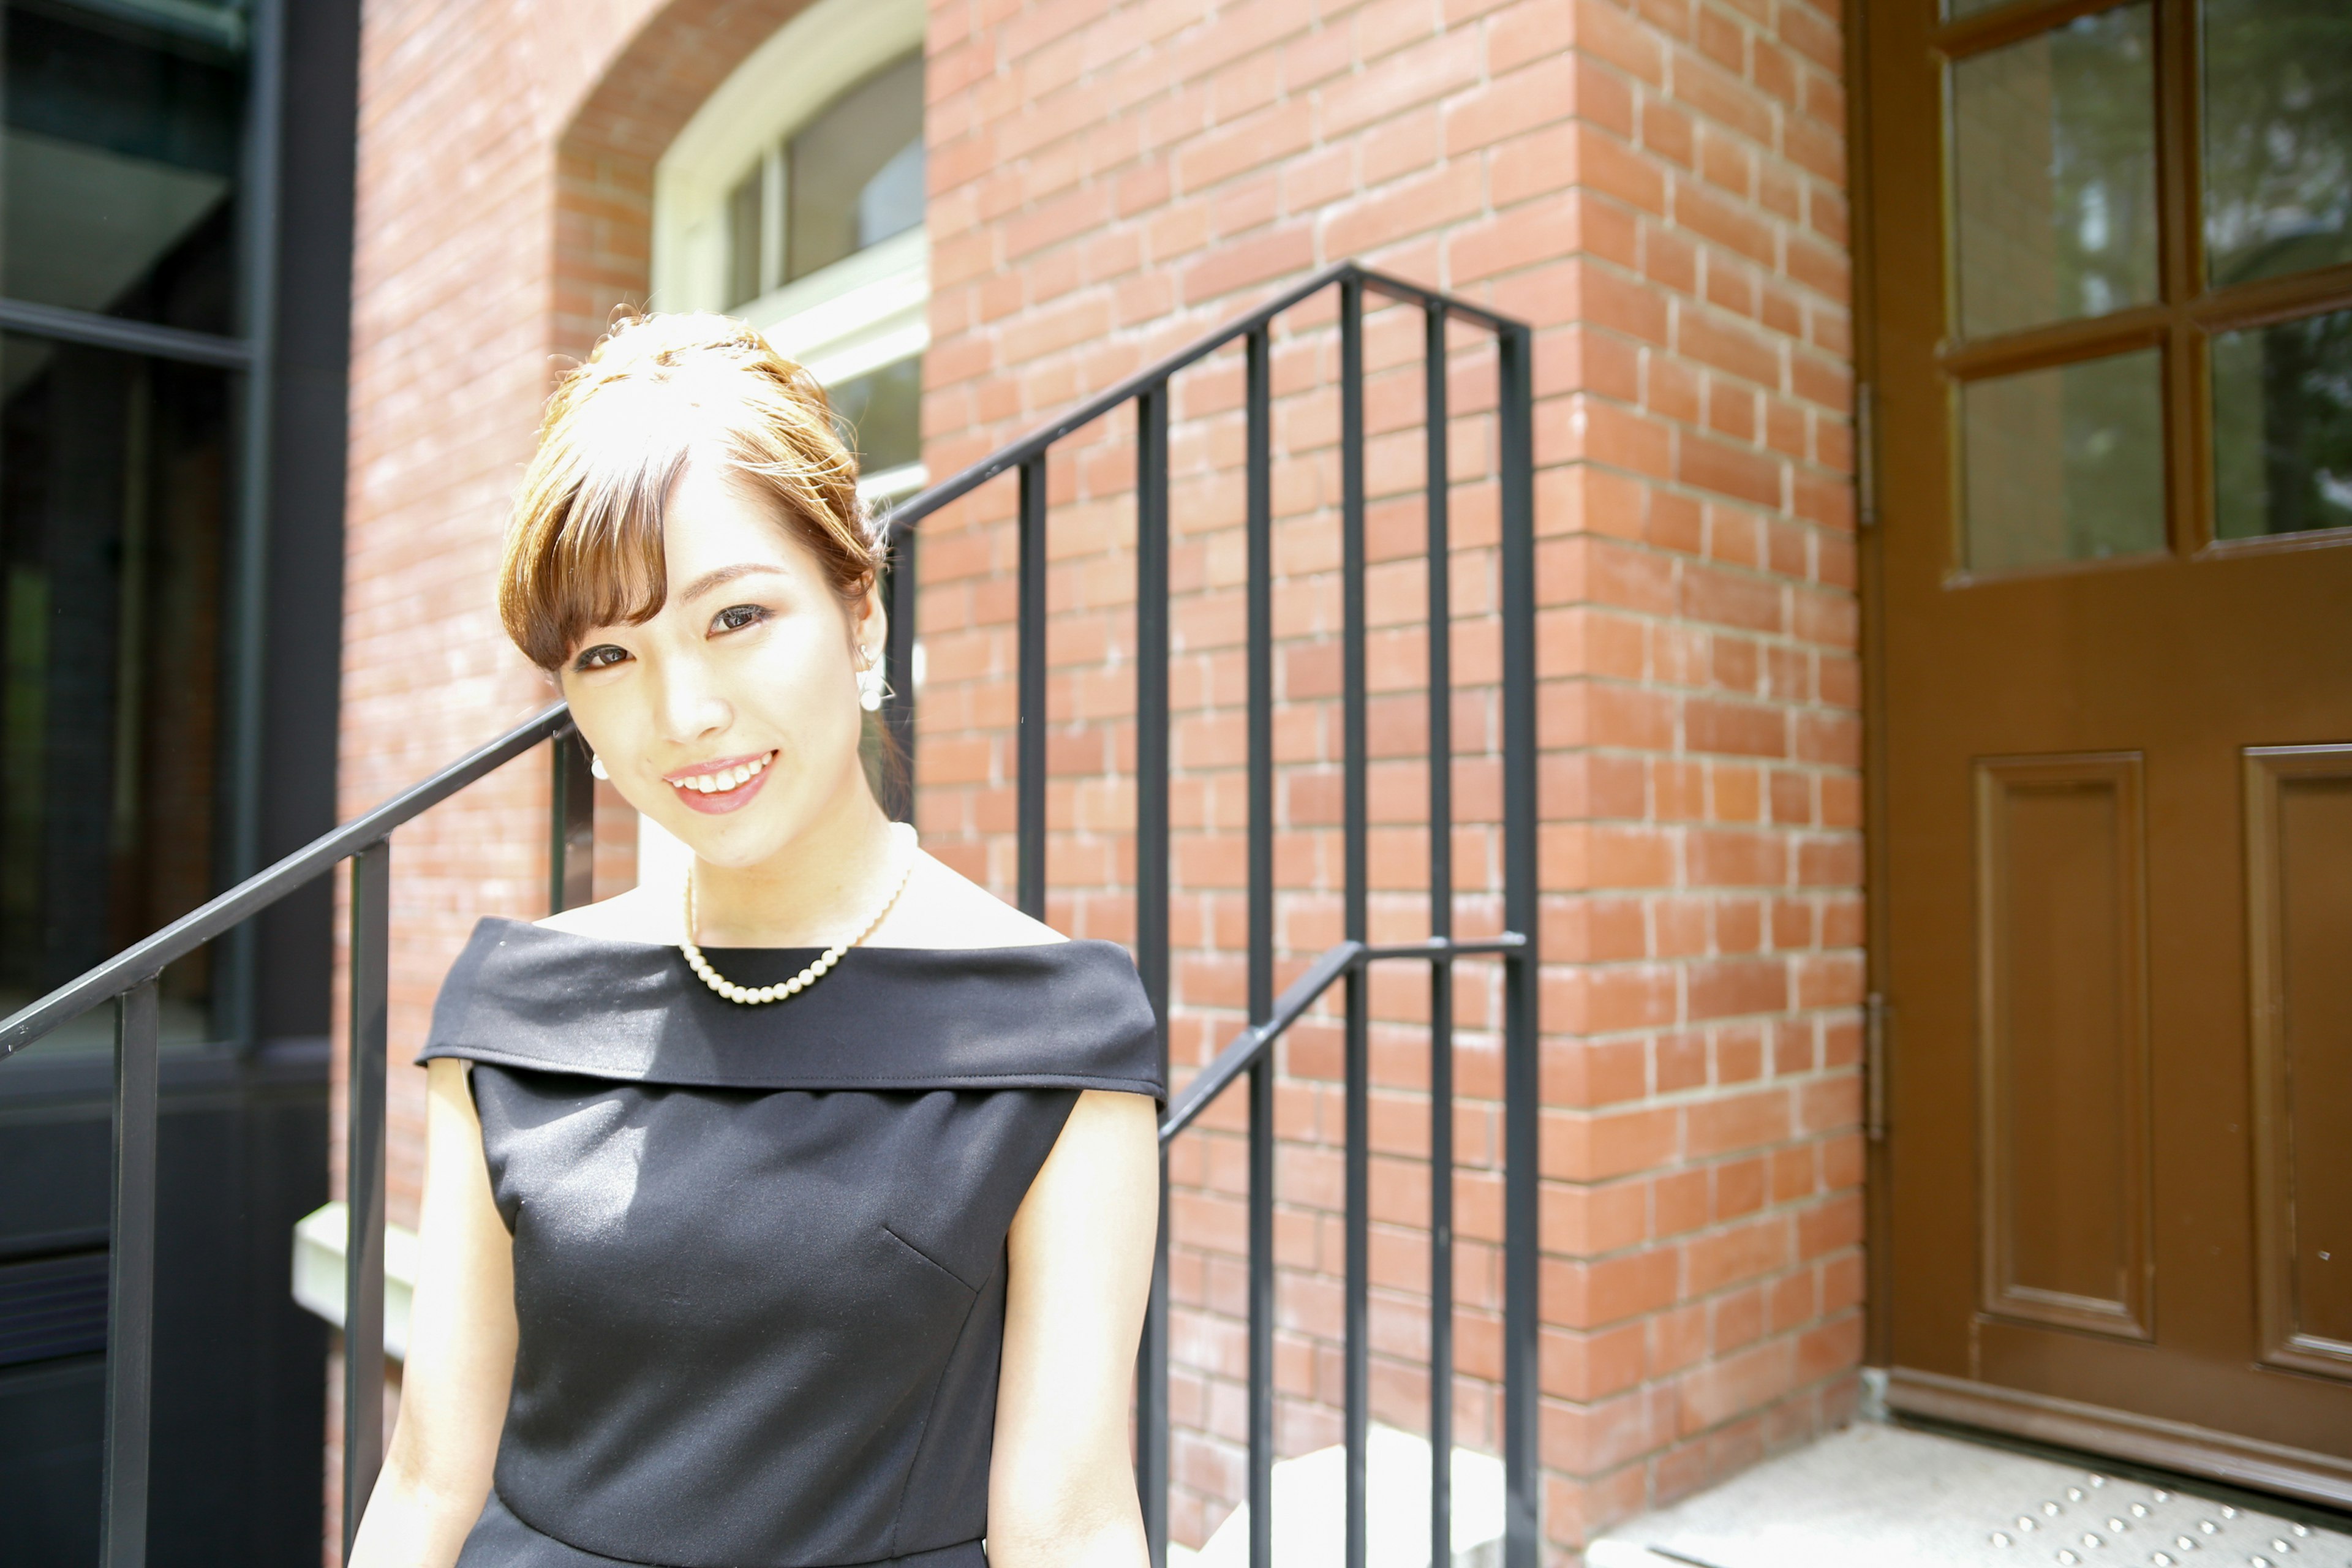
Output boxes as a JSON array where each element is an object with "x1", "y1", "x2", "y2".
[{"x1": 663, "y1": 799, "x2": 799, "y2": 870}]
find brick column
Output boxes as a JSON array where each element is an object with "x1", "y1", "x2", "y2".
[{"x1": 922, "y1": 0, "x2": 1861, "y2": 1556}]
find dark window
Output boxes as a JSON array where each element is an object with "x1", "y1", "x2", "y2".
[
  {"x1": 1, "y1": 335, "x2": 231, "y2": 1042},
  {"x1": 1, "y1": 1, "x2": 248, "y2": 334}
]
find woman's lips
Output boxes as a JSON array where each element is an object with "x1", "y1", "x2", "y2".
[{"x1": 666, "y1": 750, "x2": 777, "y2": 815}]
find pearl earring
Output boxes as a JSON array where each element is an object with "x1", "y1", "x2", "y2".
[
  {"x1": 857, "y1": 650, "x2": 886, "y2": 712},
  {"x1": 589, "y1": 752, "x2": 609, "y2": 781}
]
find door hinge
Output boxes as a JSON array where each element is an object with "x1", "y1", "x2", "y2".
[
  {"x1": 1864, "y1": 991, "x2": 1890, "y2": 1142},
  {"x1": 1855, "y1": 380, "x2": 1879, "y2": 531}
]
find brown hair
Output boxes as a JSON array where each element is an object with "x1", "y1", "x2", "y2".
[{"x1": 498, "y1": 312, "x2": 884, "y2": 671}]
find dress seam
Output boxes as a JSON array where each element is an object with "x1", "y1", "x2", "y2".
[
  {"x1": 886, "y1": 1247, "x2": 1000, "y2": 1559},
  {"x1": 882, "y1": 1223, "x2": 986, "y2": 1295}
]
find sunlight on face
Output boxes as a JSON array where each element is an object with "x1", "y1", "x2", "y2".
[{"x1": 558, "y1": 455, "x2": 881, "y2": 869}]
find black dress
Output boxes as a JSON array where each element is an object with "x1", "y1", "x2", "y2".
[{"x1": 415, "y1": 917, "x2": 1162, "y2": 1568}]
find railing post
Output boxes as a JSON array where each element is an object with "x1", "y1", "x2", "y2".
[
  {"x1": 345, "y1": 839, "x2": 391, "y2": 1560},
  {"x1": 1338, "y1": 271, "x2": 1370, "y2": 1568},
  {"x1": 1133, "y1": 381, "x2": 1172, "y2": 1568},
  {"x1": 100, "y1": 978, "x2": 162, "y2": 1568},
  {"x1": 883, "y1": 520, "x2": 920, "y2": 822},
  {"x1": 1017, "y1": 454, "x2": 1049, "y2": 919},
  {"x1": 1497, "y1": 322, "x2": 1542, "y2": 1568},
  {"x1": 1423, "y1": 300, "x2": 1455, "y2": 1568},
  {"x1": 1244, "y1": 323, "x2": 1276, "y2": 1568},
  {"x1": 549, "y1": 726, "x2": 595, "y2": 914}
]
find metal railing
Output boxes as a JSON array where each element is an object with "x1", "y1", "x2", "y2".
[{"x1": 0, "y1": 260, "x2": 1537, "y2": 1568}]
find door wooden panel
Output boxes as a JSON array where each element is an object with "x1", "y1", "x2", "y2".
[
  {"x1": 1975, "y1": 755, "x2": 2150, "y2": 1340},
  {"x1": 2245, "y1": 745, "x2": 2352, "y2": 1379}
]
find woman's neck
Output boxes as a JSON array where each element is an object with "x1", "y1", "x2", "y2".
[{"x1": 687, "y1": 786, "x2": 900, "y2": 948}]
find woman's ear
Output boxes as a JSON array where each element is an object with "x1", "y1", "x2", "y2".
[{"x1": 853, "y1": 578, "x2": 888, "y2": 666}]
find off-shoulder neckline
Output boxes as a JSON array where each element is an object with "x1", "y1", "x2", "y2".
[
  {"x1": 420, "y1": 916, "x2": 1164, "y2": 1098},
  {"x1": 486, "y1": 913, "x2": 1091, "y2": 960}
]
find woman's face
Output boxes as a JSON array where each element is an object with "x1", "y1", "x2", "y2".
[{"x1": 559, "y1": 456, "x2": 881, "y2": 869}]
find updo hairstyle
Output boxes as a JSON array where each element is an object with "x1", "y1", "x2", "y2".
[{"x1": 498, "y1": 312, "x2": 886, "y2": 672}]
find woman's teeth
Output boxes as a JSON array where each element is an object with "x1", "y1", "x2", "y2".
[{"x1": 674, "y1": 753, "x2": 771, "y2": 794}]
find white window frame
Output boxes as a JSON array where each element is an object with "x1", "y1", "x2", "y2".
[{"x1": 641, "y1": 0, "x2": 929, "y2": 889}]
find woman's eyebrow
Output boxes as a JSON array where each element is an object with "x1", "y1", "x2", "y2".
[{"x1": 676, "y1": 562, "x2": 786, "y2": 602}]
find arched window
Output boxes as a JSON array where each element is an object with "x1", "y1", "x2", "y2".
[{"x1": 654, "y1": 0, "x2": 928, "y2": 503}]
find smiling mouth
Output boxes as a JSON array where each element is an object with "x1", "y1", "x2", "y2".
[{"x1": 666, "y1": 750, "x2": 778, "y2": 813}]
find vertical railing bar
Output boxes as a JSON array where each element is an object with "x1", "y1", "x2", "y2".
[
  {"x1": 99, "y1": 978, "x2": 161, "y2": 1568},
  {"x1": 1244, "y1": 323, "x2": 1276, "y2": 1568},
  {"x1": 1339, "y1": 274, "x2": 1370, "y2": 1568},
  {"x1": 1017, "y1": 454, "x2": 1050, "y2": 918},
  {"x1": 549, "y1": 726, "x2": 595, "y2": 914},
  {"x1": 883, "y1": 520, "x2": 920, "y2": 822},
  {"x1": 1496, "y1": 322, "x2": 1542, "y2": 1568},
  {"x1": 1134, "y1": 381, "x2": 1173, "y2": 1568},
  {"x1": 344, "y1": 839, "x2": 391, "y2": 1561},
  {"x1": 1423, "y1": 301, "x2": 1455, "y2": 1568}
]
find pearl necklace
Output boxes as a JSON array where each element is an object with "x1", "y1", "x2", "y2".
[{"x1": 680, "y1": 823, "x2": 920, "y2": 1005}]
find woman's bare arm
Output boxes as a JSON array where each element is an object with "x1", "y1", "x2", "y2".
[
  {"x1": 988, "y1": 1087, "x2": 1159, "y2": 1568},
  {"x1": 349, "y1": 1058, "x2": 518, "y2": 1568}
]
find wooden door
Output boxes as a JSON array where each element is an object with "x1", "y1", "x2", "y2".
[{"x1": 1861, "y1": 0, "x2": 2352, "y2": 1501}]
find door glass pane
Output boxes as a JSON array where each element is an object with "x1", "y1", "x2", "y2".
[
  {"x1": 1951, "y1": 6, "x2": 2158, "y2": 339},
  {"x1": 1, "y1": 0, "x2": 249, "y2": 335},
  {"x1": 827, "y1": 356, "x2": 922, "y2": 476},
  {"x1": 2213, "y1": 307, "x2": 2352, "y2": 540},
  {"x1": 1, "y1": 335, "x2": 230, "y2": 1057},
  {"x1": 1961, "y1": 349, "x2": 2166, "y2": 571},
  {"x1": 2202, "y1": 0, "x2": 2352, "y2": 287},
  {"x1": 785, "y1": 53, "x2": 924, "y2": 284}
]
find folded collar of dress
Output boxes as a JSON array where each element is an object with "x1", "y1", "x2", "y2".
[{"x1": 416, "y1": 916, "x2": 1165, "y2": 1101}]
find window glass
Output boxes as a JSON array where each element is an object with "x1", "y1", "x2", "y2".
[
  {"x1": 1, "y1": 334, "x2": 230, "y2": 1054},
  {"x1": 1961, "y1": 349, "x2": 2166, "y2": 571},
  {"x1": 2202, "y1": 0, "x2": 2352, "y2": 287},
  {"x1": 2212, "y1": 308, "x2": 2352, "y2": 540},
  {"x1": 1, "y1": 1, "x2": 247, "y2": 334},
  {"x1": 1951, "y1": 6, "x2": 2158, "y2": 339},
  {"x1": 827, "y1": 355, "x2": 921, "y2": 476},
  {"x1": 784, "y1": 53, "x2": 924, "y2": 284},
  {"x1": 725, "y1": 161, "x2": 764, "y2": 311}
]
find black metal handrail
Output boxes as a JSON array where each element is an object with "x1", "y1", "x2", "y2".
[{"x1": 0, "y1": 259, "x2": 1537, "y2": 1568}]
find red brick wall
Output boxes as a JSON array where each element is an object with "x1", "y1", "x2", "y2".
[
  {"x1": 917, "y1": 0, "x2": 1863, "y2": 1556},
  {"x1": 339, "y1": 0, "x2": 1859, "y2": 1556}
]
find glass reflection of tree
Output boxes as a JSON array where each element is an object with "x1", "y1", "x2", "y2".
[
  {"x1": 2248, "y1": 311, "x2": 2352, "y2": 537},
  {"x1": 2044, "y1": 9, "x2": 2158, "y2": 321},
  {"x1": 2203, "y1": 0, "x2": 2352, "y2": 287}
]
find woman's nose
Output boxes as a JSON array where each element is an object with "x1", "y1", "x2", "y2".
[{"x1": 649, "y1": 652, "x2": 730, "y2": 743}]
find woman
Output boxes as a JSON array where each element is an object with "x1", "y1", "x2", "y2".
[{"x1": 349, "y1": 315, "x2": 1162, "y2": 1568}]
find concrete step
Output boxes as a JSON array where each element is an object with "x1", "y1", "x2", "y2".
[
  {"x1": 1586, "y1": 1423, "x2": 2351, "y2": 1568},
  {"x1": 1175, "y1": 1425, "x2": 1506, "y2": 1568}
]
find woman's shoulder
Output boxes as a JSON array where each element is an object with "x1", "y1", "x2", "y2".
[
  {"x1": 869, "y1": 852, "x2": 1065, "y2": 951},
  {"x1": 535, "y1": 884, "x2": 679, "y2": 944}
]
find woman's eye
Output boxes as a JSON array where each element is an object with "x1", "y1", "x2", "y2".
[
  {"x1": 712, "y1": 603, "x2": 767, "y2": 634},
  {"x1": 573, "y1": 644, "x2": 630, "y2": 672}
]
